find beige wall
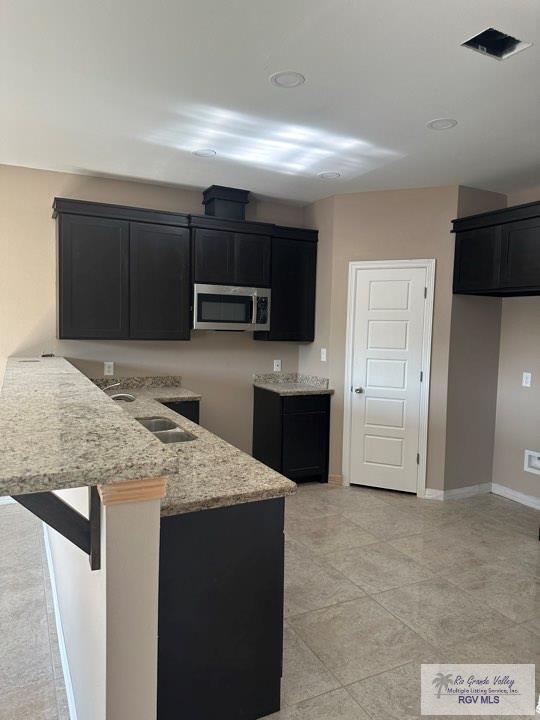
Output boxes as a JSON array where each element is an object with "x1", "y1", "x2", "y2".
[
  {"x1": 443, "y1": 187, "x2": 506, "y2": 491},
  {"x1": 299, "y1": 186, "x2": 460, "y2": 490},
  {"x1": 507, "y1": 186, "x2": 540, "y2": 206},
  {"x1": 493, "y1": 297, "x2": 540, "y2": 499},
  {"x1": 491, "y1": 188, "x2": 540, "y2": 500},
  {"x1": 0, "y1": 164, "x2": 305, "y2": 453}
]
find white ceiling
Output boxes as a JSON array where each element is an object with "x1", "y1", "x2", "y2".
[{"x1": 1, "y1": 0, "x2": 539, "y2": 203}]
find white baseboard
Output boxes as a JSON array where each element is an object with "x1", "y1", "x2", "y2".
[
  {"x1": 423, "y1": 483, "x2": 491, "y2": 501},
  {"x1": 491, "y1": 483, "x2": 540, "y2": 511},
  {"x1": 43, "y1": 526, "x2": 78, "y2": 720},
  {"x1": 0, "y1": 496, "x2": 15, "y2": 505}
]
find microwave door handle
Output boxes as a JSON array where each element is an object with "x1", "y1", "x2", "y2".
[{"x1": 252, "y1": 294, "x2": 258, "y2": 325}]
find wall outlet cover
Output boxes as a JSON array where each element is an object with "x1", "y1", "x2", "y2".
[
  {"x1": 321, "y1": 348, "x2": 327, "y2": 362},
  {"x1": 524, "y1": 449, "x2": 540, "y2": 475},
  {"x1": 273, "y1": 359, "x2": 282, "y2": 372},
  {"x1": 104, "y1": 361, "x2": 114, "y2": 377},
  {"x1": 522, "y1": 371, "x2": 532, "y2": 388}
]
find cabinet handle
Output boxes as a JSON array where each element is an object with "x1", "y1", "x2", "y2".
[{"x1": 354, "y1": 387, "x2": 364, "y2": 394}]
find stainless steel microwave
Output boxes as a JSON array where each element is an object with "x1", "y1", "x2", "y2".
[{"x1": 193, "y1": 284, "x2": 271, "y2": 331}]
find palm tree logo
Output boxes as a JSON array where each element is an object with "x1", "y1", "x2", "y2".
[{"x1": 432, "y1": 672, "x2": 453, "y2": 699}]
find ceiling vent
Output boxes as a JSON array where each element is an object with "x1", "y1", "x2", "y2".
[{"x1": 462, "y1": 28, "x2": 532, "y2": 60}]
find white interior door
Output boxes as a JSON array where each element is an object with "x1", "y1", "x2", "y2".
[{"x1": 348, "y1": 266, "x2": 428, "y2": 493}]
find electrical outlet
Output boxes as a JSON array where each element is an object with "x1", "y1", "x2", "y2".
[
  {"x1": 320, "y1": 347, "x2": 327, "y2": 362},
  {"x1": 273, "y1": 359, "x2": 282, "y2": 372},
  {"x1": 522, "y1": 371, "x2": 532, "y2": 388},
  {"x1": 104, "y1": 361, "x2": 114, "y2": 377}
]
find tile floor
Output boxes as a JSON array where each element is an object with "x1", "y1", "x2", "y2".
[{"x1": 1, "y1": 484, "x2": 539, "y2": 719}]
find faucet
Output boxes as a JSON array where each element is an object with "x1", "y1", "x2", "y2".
[{"x1": 103, "y1": 382, "x2": 121, "y2": 393}]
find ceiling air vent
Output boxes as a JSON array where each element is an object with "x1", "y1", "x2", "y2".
[{"x1": 462, "y1": 28, "x2": 532, "y2": 60}]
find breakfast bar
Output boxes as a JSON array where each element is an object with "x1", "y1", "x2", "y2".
[{"x1": 0, "y1": 357, "x2": 295, "y2": 720}]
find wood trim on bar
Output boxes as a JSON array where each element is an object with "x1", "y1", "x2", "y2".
[{"x1": 98, "y1": 477, "x2": 167, "y2": 506}]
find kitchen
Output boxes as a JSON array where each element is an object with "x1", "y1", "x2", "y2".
[{"x1": 1, "y1": 2, "x2": 539, "y2": 719}]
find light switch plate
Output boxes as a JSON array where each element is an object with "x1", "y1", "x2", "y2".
[
  {"x1": 320, "y1": 348, "x2": 327, "y2": 362},
  {"x1": 522, "y1": 371, "x2": 532, "y2": 388},
  {"x1": 104, "y1": 361, "x2": 114, "y2": 377},
  {"x1": 273, "y1": 359, "x2": 282, "y2": 372}
]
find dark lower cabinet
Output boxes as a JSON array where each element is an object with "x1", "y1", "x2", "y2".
[
  {"x1": 160, "y1": 399, "x2": 199, "y2": 424},
  {"x1": 452, "y1": 201, "x2": 540, "y2": 296},
  {"x1": 58, "y1": 214, "x2": 130, "y2": 339},
  {"x1": 130, "y1": 223, "x2": 190, "y2": 339},
  {"x1": 253, "y1": 388, "x2": 330, "y2": 483},
  {"x1": 158, "y1": 499, "x2": 285, "y2": 720}
]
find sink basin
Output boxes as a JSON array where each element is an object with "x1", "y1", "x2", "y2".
[
  {"x1": 135, "y1": 416, "x2": 196, "y2": 444},
  {"x1": 136, "y1": 416, "x2": 177, "y2": 432},
  {"x1": 153, "y1": 429, "x2": 196, "y2": 444},
  {"x1": 111, "y1": 393, "x2": 136, "y2": 402}
]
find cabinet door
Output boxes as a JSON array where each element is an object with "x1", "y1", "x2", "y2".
[
  {"x1": 59, "y1": 214, "x2": 129, "y2": 338},
  {"x1": 453, "y1": 227, "x2": 502, "y2": 293},
  {"x1": 500, "y1": 219, "x2": 540, "y2": 291},
  {"x1": 161, "y1": 400, "x2": 199, "y2": 424},
  {"x1": 233, "y1": 234, "x2": 271, "y2": 287},
  {"x1": 262, "y1": 238, "x2": 316, "y2": 341},
  {"x1": 193, "y1": 228, "x2": 234, "y2": 284},
  {"x1": 130, "y1": 223, "x2": 191, "y2": 339},
  {"x1": 282, "y1": 410, "x2": 329, "y2": 481}
]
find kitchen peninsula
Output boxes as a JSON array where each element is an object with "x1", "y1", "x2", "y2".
[{"x1": 0, "y1": 357, "x2": 295, "y2": 720}]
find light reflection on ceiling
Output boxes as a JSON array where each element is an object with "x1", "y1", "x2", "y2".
[{"x1": 149, "y1": 105, "x2": 403, "y2": 178}]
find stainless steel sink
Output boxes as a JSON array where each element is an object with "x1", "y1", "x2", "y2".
[
  {"x1": 135, "y1": 416, "x2": 196, "y2": 443},
  {"x1": 153, "y1": 429, "x2": 196, "y2": 444},
  {"x1": 137, "y1": 417, "x2": 177, "y2": 432}
]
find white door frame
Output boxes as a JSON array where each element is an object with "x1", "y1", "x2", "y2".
[{"x1": 342, "y1": 259, "x2": 436, "y2": 497}]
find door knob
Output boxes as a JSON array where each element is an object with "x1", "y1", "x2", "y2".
[{"x1": 354, "y1": 387, "x2": 364, "y2": 394}]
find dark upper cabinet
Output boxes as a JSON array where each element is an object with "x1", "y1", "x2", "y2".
[
  {"x1": 500, "y1": 218, "x2": 540, "y2": 290},
  {"x1": 55, "y1": 199, "x2": 190, "y2": 340},
  {"x1": 233, "y1": 233, "x2": 270, "y2": 287},
  {"x1": 453, "y1": 226, "x2": 502, "y2": 293},
  {"x1": 55, "y1": 198, "x2": 318, "y2": 342},
  {"x1": 193, "y1": 228, "x2": 270, "y2": 287},
  {"x1": 253, "y1": 388, "x2": 330, "y2": 483},
  {"x1": 59, "y1": 214, "x2": 129, "y2": 339},
  {"x1": 193, "y1": 228, "x2": 234, "y2": 284},
  {"x1": 130, "y1": 222, "x2": 190, "y2": 339},
  {"x1": 256, "y1": 236, "x2": 317, "y2": 341},
  {"x1": 452, "y1": 202, "x2": 540, "y2": 296}
]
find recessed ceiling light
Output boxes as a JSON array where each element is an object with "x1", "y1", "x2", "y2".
[
  {"x1": 192, "y1": 148, "x2": 217, "y2": 157},
  {"x1": 269, "y1": 71, "x2": 306, "y2": 88},
  {"x1": 317, "y1": 171, "x2": 341, "y2": 180},
  {"x1": 426, "y1": 118, "x2": 458, "y2": 131}
]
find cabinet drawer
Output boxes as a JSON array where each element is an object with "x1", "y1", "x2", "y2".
[{"x1": 282, "y1": 394, "x2": 329, "y2": 414}]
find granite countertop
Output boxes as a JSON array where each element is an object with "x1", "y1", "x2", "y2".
[
  {"x1": 0, "y1": 357, "x2": 295, "y2": 515},
  {"x1": 111, "y1": 384, "x2": 296, "y2": 516},
  {"x1": 0, "y1": 358, "x2": 178, "y2": 496},
  {"x1": 253, "y1": 372, "x2": 334, "y2": 396}
]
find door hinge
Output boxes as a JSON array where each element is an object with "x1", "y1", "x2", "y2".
[
  {"x1": 424, "y1": 286, "x2": 427, "y2": 299},
  {"x1": 420, "y1": 370, "x2": 423, "y2": 382},
  {"x1": 416, "y1": 453, "x2": 420, "y2": 465}
]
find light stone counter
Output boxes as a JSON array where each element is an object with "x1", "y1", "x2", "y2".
[
  {"x1": 0, "y1": 356, "x2": 295, "y2": 513},
  {"x1": 103, "y1": 379, "x2": 296, "y2": 516},
  {"x1": 253, "y1": 372, "x2": 334, "y2": 396},
  {"x1": 0, "y1": 357, "x2": 178, "y2": 496}
]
